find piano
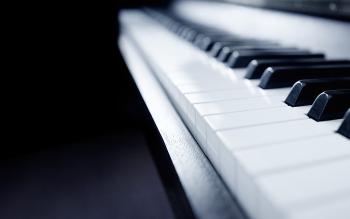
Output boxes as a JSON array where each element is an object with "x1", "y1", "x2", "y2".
[{"x1": 118, "y1": 1, "x2": 350, "y2": 218}]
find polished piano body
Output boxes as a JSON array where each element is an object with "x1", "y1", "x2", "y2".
[{"x1": 118, "y1": 1, "x2": 350, "y2": 218}]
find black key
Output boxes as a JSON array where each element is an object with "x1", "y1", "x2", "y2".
[
  {"x1": 168, "y1": 22, "x2": 183, "y2": 33},
  {"x1": 244, "y1": 59, "x2": 350, "y2": 79},
  {"x1": 178, "y1": 26, "x2": 200, "y2": 38},
  {"x1": 197, "y1": 36, "x2": 272, "y2": 51},
  {"x1": 227, "y1": 51, "x2": 324, "y2": 68},
  {"x1": 285, "y1": 78, "x2": 350, "y2": 106},
  {"x1": 217, "y1": 47, "x2": 300, "y2": 63},
  {"x1": 175, "y1": 25, "x2": 188, "y2": 35},
  {"x1": 210, "y1": 41, "x2": 236, "y2": 57},
  {"x1": 197, "y1": 37, "x2": 246, "y2": 51},
  {"x1": 194, "y1": 34, "x2": 229, "y2": 48},
  {"x1": 217, "y1": 46, "x2": 235, "y2": 62},
  {"x1": 337, "y1": 109, "x2": 350, "y2": 139},
  {"x1": 177, "y1": 26, "x2": 190, "y2": 36},
  {"x1": 259, "y1": 65, "x2": 350, "y2": 89},
  {"x1": 307, "y1": 89, "x2": 350, "y2": 121},
  {"x1": 183, "y1": 29, "x2": 198, "y2": 41},
  {"x1": 209, "y1": 41, "x2": 278, "y2": 57}
]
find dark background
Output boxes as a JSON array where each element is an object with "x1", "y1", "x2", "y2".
[
  {"x1": 1, "y1": 0, "x2": 184, "y2": 219},
  {"x1": 10, "y1": 0, "x2": 170, "y2": 148}
]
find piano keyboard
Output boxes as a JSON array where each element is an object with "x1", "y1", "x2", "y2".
[{"x1": 120, "y1": 9, "x2": 350, "y2": 219}]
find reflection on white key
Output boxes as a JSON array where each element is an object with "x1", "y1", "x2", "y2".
[
  {"x1": 186, "y1": 88, "x2": 289, "y2": 104},
  {"x1": 257, "y1": 158, "x2": 350, "y2": 219},
  {"x1": 177, "y1": 81, "x2": 246, "y2": 93}
]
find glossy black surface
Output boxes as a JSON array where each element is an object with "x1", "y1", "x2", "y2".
[
  {"x1": 211, "y1": 44, "x2": 279, "y2": 57},
  {"x1": 197, "y1": 37, "x2": 240, "y2": 51},
  {"x1": 307, "y1": 89, "x2": 350, "y2": 121},
  {"x1": 244, "y1": 59, "x2": 350, "y2": 79},
  {"x1": 259, "y1": 65, "x2": 350, "y2": 89},
  {"x1": 227, "y1": 51, "x2": 324, "y2": 68},
  {"x1": 285, "y1": 78, "x2": 350, "y2": 107},
  {"x1": 217, "y1": 47, "x2": 298, "y2": 62},
  {"x1": 337, "y1": 109, "x2": 350, "y2": 139}
]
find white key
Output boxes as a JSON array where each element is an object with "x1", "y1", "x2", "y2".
[
  {"x1": 207, "y1": 119, "x2": 342, "y2": 216},
  {"x1": 177, "y1": 81, "x2": 246, "y2": 93},
  {"x1": 194, "y1": 95, "x2": 285, "y2": 116},
  {"x1": 236, "y1": 134, "x2": 350, "y2": 176},
  {"x1": 234, "y1": 134, "x2": 350, "y2": 219},
  {"x1": 216, "y1": 119, "x2": 342, "y2": 150},
  {"x1": 203, "y1": 107, "x2": 308, "y2": 188},
  {"x1": 165, "y1": 65, "x2": 221, "y2": 78},
  {"x1": 185, "y1": 88, "x2": 290, "y2": 104},
  {"x1": 257, "y1": 158, "x2": 350, "y2": 219},
  {"x1": 289, "y1": 195, "x2": 350, "y2": 219},
  {"x1": 170, "y1": 74, "x2": 227, "y2": 86},
  {"x1": 183, "y1": 89, "x2": 289, "y2": 130},
  {"x1": 205, "y1": 106, "x2": 309, "y2": 131},
  {"x1": 193, "y1": 95, "x2": 286, "y2": 146}
]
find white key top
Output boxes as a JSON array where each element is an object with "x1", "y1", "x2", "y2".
[
  {"x1": 170, "y1": 74, "x2": 227, "y2": 86},
  {"x1": 203, "y1": 106, "x2": 308, "y2": 183},
  {"x1": 208, "y1": 119, "x2": 342, "y2": 212},
  {"x1": 165, "y1": 65, "x2": 251, "y2": 87},
  {"x1": 194, "y1": 96, "x2": 286, "y2": 145},
  {"x1": 205, "y1": 106, "x2": 309, "y2": 131},
  {"x1": 216, "y1": 119, "x2": 342, "y2": 150},
  {"x1": 234, "y1": 134, "x2": 350, "y2": 219},
  {"x1": 185, "y1": 88, "x2": 290, "y2": 104},
  {"x1": 165, "y1": 65, "x2": 222, "y2": 78},
  {"x1": 177, "y1": 81, "x2": 247, "y2": 93},
  {"x1": 289, "y1": 195, "x2": 350, "y2": 219},
  {"x1": 194, "y1": 95, "x2": 285, "y2": 116},
  {"x1": 235, "y1": 134, "x2": 350, "y2": 176},
  {"x1": 257, "y1": 158, "x2": 350, "y2": 219},
  {"x1": 184, "y1": 88, "x2": 290, "y2": 130}
]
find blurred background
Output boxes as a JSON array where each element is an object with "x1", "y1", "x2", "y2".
[{"x1": 1, "y1": 0, "x2": 176, "y2": 219}]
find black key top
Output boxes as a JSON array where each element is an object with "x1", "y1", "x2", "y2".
[
  {"x1": 337, "y1": 109, "x2": 350, "y2": 139},
  {"x1": 174, "y1": 25, "x2": 187, "y2": 35},
  {"x1": 198, "y1": 37, "x2": 246, "y2": 51},
  {"x1": 197, "y1": 36, "x2": 272, "y2": 51},
  {"x1": 307, "y1": 89, "x2": 350, "y2": 121},
  {"x1": 210, "y1": 41, "x2": 236, "y2": 57},
  {"x1": 217, "y1": 46, "x2": 235, "y2": 62},
  {"x1": 209, "y1": 41, "x2": 279, "y2": 57},
  {"x1": 285, "y1": 78, "x2": 350, "y2": 106},
  {"x1": 227, "y1": 51, "x2": 324, "y2": 68},
  {"x1": 168, "y1": 22, "x2": 183, "y2": 33},
  {"x1": 259, "y1": 65, "x2": 350, "y2": 89},
  {"x1": 245, "y1": 59, "x2": 350, "y2": 79},
  {"x1": 182, "y1": 29, "x2": 198, "y2": 41},
  {"x1": 194, "y1": 34, "x2": 230, "y2": 48},
  {"x1": 217, "y1": 47, "x2": 300, "y2": 62}
]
